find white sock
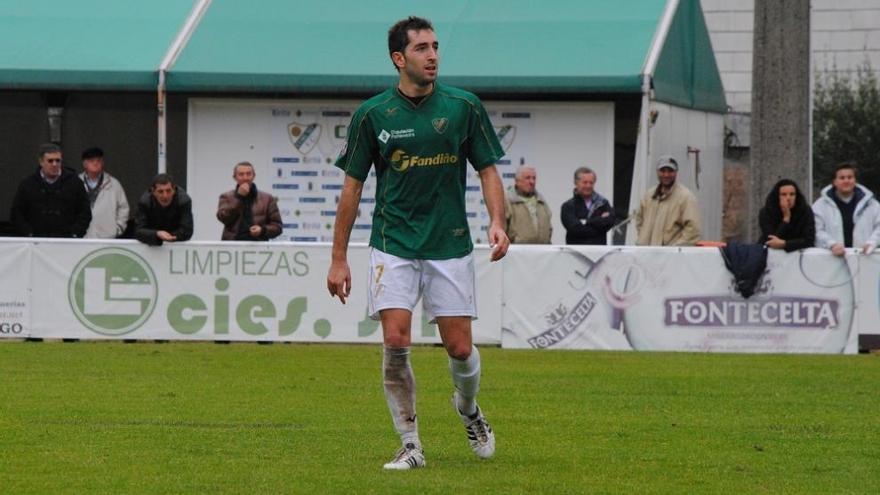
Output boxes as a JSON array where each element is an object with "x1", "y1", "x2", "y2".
[
  {"x1": 449, "y1": 345, "x2": 481, "y2": 417},
  {"x1": 383, "y1": 346, "x2": 420, "y2": 448}
]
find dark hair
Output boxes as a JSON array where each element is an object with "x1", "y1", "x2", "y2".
[
  {"x1": 151, "y1": 173, "x2": 174, "y2": 188},
  {"x1": 387, "y1": 16, "x2": 434, "y2": 70},
  {"x1": 573, "y1": 166, "x2": 596, "y2": 182},
  {"x1": 38, "y1": 142, "x2": 61, "y2": 158},
  {"x1": 832, "y1": 161, "x2": 858, "y2": 180},
  {"x1": 81, "y1": 147, "x2": 104, "y2": 160},
  {"x1": 763, "y1": 178, "x2": 808, "y2": 220}
]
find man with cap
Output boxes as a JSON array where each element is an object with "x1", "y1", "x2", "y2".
[
  {"x1": 79, "y1": 147, "x2": 130, "y2": 238},
  {"x1": 634, "y1": 156, "x2": 701, "y2": 246}
]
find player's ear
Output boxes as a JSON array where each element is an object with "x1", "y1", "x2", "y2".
[{"x1": 391, "y1": 51, "x2": 405, "y2": 70}]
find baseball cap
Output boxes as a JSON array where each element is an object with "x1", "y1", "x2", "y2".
[{"x1": 656, "y1": 155, "x2": 678, "y2": 171}]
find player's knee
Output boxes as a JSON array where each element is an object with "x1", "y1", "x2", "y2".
[
  {"x1": 384, "y1": 331, "x2": 410, "y2": 348},
  {"x1": 446, "y1": 343, "x2": 471, "y2": 361}
]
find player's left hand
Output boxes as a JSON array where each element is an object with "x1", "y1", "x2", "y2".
[{"x1": 487, "y1": 224, "x2": 509, "y2": 262}]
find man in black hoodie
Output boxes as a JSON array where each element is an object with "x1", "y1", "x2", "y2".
[
  {"x1": 134, "y1": 173, "x2": 193, "y2": 246},
  {"x1": 10, "y1": 143, "x2": 91, "y2": 237}
]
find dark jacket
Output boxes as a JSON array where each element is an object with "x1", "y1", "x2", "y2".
[
  {"x1": 758, "y1": 179, "x2": 815, "y2": 252},
  {"x1": 10, "y1": 167, "x2": 91, "y2": 237},
  {"x1": 216, "y1": 185, "x2": 283, "y2": 241},
  {"x1": 720, "y1": 242, "x2": 768, "y2": 299},
  {"x1": 560, "y1": 191, "x2": 615, "y2": 245},
  {"x1": 134, "y1": 186, "x2": 194, "y2": 246}
]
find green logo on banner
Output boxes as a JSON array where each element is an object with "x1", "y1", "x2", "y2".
[{"x1": 68, "y1": 248, "x2": 157, "y2": 335}]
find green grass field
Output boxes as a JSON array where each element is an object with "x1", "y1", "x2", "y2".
[{"x1": 1, "y1": 342, "x2": 878, "y2": 494}]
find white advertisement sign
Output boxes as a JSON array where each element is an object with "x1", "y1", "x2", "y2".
[
  {"x1": 3, "y1": 240, "x2": 870, "y2": 354},
  {"x1": 0, "y1": 242, "x2": 30, "y2": 338},
  {"x1": 20, "y1": 240, "x2": 500, "y2": 344},
  {"x1": 502, "y1": 246, "x2": 859, "y2": 354}
]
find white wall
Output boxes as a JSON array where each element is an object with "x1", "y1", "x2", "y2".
[
  {"x1": 187, "y1": 98, "x2": 615, "y2": 245},
  {"x1": 701, "y1": 0, "x2": 880, "y2": 114}
]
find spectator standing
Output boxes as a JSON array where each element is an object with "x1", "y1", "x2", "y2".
[
  {"x1": 216, "y1": 161, "x2": 282, "y2": 241},
  {"x1": 504, "y1": 165, "x2": 551, "y2": 244},
  {"x1": 812, "y1": 162, "x2": 880, "y2": 256},
  {"x1": 134, "y1": 173, "x2": 193, "y2": 246},
  {"x1": 634, "y1": 156, "x2": 700, "y2": 246},
  {"x1": 560, "y1": 166, "x2": 615, "y2": 245},
  {"x1": 79, "y1": 147, "x2": 129, "y2": 238},
  {"x1": 10, "y1": 143, "x2": 91, "y2": 238}
]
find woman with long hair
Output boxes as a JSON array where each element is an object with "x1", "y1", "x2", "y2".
[{"x1": 758, "y1": 179, "x2": 815, "y2": 251}]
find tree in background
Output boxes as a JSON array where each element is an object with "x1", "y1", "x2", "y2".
[{"x1": 813, "y1": 64, "x2": 880, "y2": 194}]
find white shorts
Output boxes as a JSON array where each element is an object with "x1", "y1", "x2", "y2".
[{"x1": 368, "y1": 248, "x2": 477, "y2": 323}]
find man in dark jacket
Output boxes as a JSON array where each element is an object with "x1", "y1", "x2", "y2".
[
  {"x1": 10, "y1": 143, "x2": 91, "y2": 238},
  {"x1": 216, "y1": 161, "x2": 282, "y2": 241},
  {"x1": 560, "y1": 166, "x2": 615, "y2": 245},
  {"x1": 134, "y1": 173, "x2": 193, "y2": 246}
]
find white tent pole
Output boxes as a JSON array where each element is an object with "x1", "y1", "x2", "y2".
[
  {"x1": 157, "y1": 0, "x2": 212, "y2": 174},
  {"x1": 642, "y1": 0, "x2": 679, "y2": 77}
]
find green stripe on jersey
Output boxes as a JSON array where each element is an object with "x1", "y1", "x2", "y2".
[{"x1": 335, "y1": 83, "x2": 504, "y2": 259}]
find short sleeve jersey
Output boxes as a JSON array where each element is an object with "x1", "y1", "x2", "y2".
[{"x1": 335, "y1": 83, "x2": 504, "y2": 259}]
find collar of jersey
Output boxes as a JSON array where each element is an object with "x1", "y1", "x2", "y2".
[{"x1": 395, "y1": 83, "x2": 436, "y2": 109}]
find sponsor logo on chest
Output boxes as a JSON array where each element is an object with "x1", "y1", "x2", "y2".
[{"x1": 378, "y1": 128, "x2": 416, "y2": 143}]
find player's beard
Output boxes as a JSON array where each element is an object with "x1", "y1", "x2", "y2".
[{"x1": 403, "y1": 61, "x2": 436, "y2": 88}]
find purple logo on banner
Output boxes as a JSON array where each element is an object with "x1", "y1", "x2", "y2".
[{"x1": 664, "y1": 296, "x2": 839, "y2": 329}]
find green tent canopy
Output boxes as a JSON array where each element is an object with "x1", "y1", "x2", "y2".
[
  {"x1": 0, "y1": 0, "x2": 726, "y2": 113},
  {"x1": 0, "y1": 0, "x2": 193, "y2": 90}
]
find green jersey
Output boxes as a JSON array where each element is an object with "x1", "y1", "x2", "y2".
[{"x1": 335, "y1": 84, "x2": 504, "y2": 259}]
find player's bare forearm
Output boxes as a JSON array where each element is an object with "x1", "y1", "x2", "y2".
[
  {"x1": 478, "y1": 165, "x2": 510, "y2": 260},
  {"x1": 327, "y1": 175, "x2": 363, "y2": 304},
  {"x1": 331, "y1": 175, "x2": 364, "y2": 261}
]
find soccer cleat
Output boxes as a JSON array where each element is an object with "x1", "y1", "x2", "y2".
[
  {"x1": 453, "y1": 394, "x2": 495, "y2": 459},
  {"x1": 382, "y1": 443, "x2": 426, "y2": 470}
]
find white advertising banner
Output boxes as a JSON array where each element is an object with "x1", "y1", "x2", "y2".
[
  {"x1": 4, "y1": 240, "x2": 872, "y2": 353},
  {"x1": 0, "y1": 241, "x2": 31, "y2": 338},
  {"x1": 22, "y1": 240, "x2": 500, "y2": 344},
  {"x1": 502, "y1": 246, "x2": 860, "y2": 354}
]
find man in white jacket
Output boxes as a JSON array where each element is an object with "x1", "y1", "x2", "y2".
[
  {"x1": 79, "y1": 147, "x2": 130, "y2": 238},
  {"x1": 812, "y1": 162, "x2": 880, "y2": 256}
]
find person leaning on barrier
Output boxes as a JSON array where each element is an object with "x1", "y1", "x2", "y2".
[
  {"x1": 634, "y1": 156, "x2": 700, "y2": 246},
  {"x1": 560, "y1": 166, "x2": 614, "y2": 245},
  {"x1": 759, "y1": 178, "x2": 815, "y2": 251},
  {"x1": 134, "y1": 173, "x2": 193, "y2": 246},
  {"x1": 812, "y1": 162, "x2": 880, "y2": 256},
  {"x1": 79, "y1": 147, "x2": 130, "y2": 238},
  {"x1": 504, "y1": 165, "x2": 551, "y2": 244},
  {"x1": 10, "y1": 143, "x2": 91, "y2": 238},
  {"x1": 216, "y1": 161, "x2": 282, "y2": 241}
]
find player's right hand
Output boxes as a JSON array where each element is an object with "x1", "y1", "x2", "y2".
[{"x1": 327, "y1": 260, "x2": 352, "y2": 304}]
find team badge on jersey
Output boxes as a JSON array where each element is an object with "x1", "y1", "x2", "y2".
[
  {"x1": 288, "y1": 122, "x2": 321, "y2": 154},
  {"x1": 432, "y1": 117, "x2": 449, "y2": 134}
]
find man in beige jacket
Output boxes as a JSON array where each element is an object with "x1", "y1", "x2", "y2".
[
  {"x1": 504, "y1": 165, "x2": 552, "y2": 244},
  {"x1": 635, "y1": 156, "x2": 701, "y2": 246}
]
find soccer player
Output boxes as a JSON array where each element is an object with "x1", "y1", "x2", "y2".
[{"x1": 326, "y1": 16, "x2": 509, "y2": 470}]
